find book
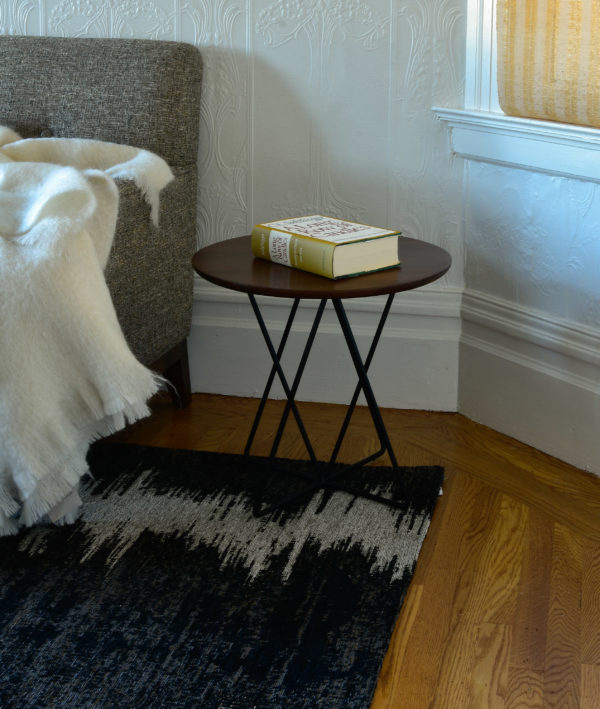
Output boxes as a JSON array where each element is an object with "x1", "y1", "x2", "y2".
[{"x1": 250, "y1": 215, "x2": 401, "y2": 279}]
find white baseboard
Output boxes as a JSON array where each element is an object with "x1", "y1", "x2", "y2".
[
  {"x1": 460, "y1": 290, "x2": 600, "y2": 475},
  {"x1": 188, "y1": 281, "x2": 600, "y2": 474},
  {"x1": 188, "y1": 277, "x2": 462, "y2": 411}
]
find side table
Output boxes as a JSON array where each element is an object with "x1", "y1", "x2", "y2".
[{"x1": 192, "y1": 235, "x2": 451, "y2": 516}]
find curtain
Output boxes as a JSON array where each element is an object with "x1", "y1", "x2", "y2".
[{"x1": 497, "y1": 0, "x2": 600, "y2": 127}]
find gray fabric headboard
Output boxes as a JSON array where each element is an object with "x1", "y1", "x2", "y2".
[
  {"x1": 0, "y1": 35, "x2": 203, "y2": 367},
  {"x1": 0, "y1": 35, "x2": 201, "y2": 167}
]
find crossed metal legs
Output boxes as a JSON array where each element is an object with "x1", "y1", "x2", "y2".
[{"x1": 245, "y1": 293, "x2": 402, "y2": 517}]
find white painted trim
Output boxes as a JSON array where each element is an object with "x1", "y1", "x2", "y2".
[
  {"x1": 460, "y1": 290, "x2": 600, "y2": 474},
  {"x1": 465, "y1": 0, "x2": 499, "y2": 112},
  {"x1": 462, "y1": 290, "x2": 600, "y2": 373},
  {"x1": 433, "y1": 107, "x2": 600, "y2": 182},
  {"x1": 188, "y1": 278, "x2": 462, "y2": 411}
]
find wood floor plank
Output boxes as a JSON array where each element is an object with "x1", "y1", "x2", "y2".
[
  {"x1": 543, "y1": 524, "x2": 583, "y2": 708},
  {"x1": 461, "y1": 494, "x2": 528, "y2": 625},
  {"x1": 370, "y1": 584, "x2": 424, "y2": 708},
  {"x1": 582, "y1": 539, "x2": 600, "y2": 665},
  {"x1": 431, "y1": 492, "x2": 526, "y2": 708},
  {"x1": 581, "y1": 664, "x2": 600, "y2": 709},
  {"x1": 470, "y1": 623, "x2": 512, "y2": 708},
  {"x1": 509, "y1": 507, "x2": 553, "y2": 672},
  {"x1": 430, "y1": 622, "x2": 480, "y2": 709},
  {"x1": 505, "y1": 668, "x2": 545, "y2": 709}
]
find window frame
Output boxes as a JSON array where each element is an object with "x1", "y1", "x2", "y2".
[
  {"x1": 465, "y1": 0, "x2": 500, "y2": 113},
  {"x1": 433, "y1": 0, "x2": 600, "y2": 183}
]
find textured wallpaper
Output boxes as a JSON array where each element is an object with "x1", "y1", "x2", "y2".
[
  {"x1": 466, "y1": 162, "x2": 600, "y2": 328},
  {"x1": 0, "y1": 0, "x2": 466, "y2": 290}
]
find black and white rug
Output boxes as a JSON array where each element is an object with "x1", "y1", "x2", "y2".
[{"x1": 0, "y1": 443, "x2": 443, "y2": 709}]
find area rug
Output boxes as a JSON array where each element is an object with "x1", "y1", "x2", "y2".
[{"x1": 0, "y1": 443, "x2": 443, "y2": 709}]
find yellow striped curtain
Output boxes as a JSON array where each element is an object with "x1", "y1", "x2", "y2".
[{"x1": 497, "y1": 0, "x2": 600, "y2": 127}]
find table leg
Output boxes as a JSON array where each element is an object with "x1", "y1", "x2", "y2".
[
  {"x1": 327, "y1": 292, "x2": 395, "y2": 468},
  {"x1": 331, "y1": 298, "x2": 399, "y2": 470},
  {"x1": 247, "y1": 293, "x2": 403, "y2": 517},
  {"x1": 267, "y1": 299, "x2": 327, "y2": 459},
  {"x1": 244, "y1": 298, "x2": 300, "y2": 456},
  {"x1": 245, "y1": 294, "x2": 325, "y2": 464}
]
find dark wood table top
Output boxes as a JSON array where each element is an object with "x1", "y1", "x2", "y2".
[{"x1": 192, "y1": 235, "x2": 451, "y2": 299}]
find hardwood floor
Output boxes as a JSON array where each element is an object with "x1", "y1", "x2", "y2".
[{"x1": 111, "y1": 392, "x2": 600, "y2": 708}]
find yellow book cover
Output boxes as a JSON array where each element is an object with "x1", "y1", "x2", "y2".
[{"x1": 250, "y1": 215, "x2": 401, "y2": 279}]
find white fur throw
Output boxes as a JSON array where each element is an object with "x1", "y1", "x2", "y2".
[{"x1": 0, "y1": 128, "x2": 174, "y2": 535}]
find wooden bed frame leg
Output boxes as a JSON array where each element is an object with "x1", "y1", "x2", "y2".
[{"x1": 150, "y1": 339, "x2": 192, "y2": 409}]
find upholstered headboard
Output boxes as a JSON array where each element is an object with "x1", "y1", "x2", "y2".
[
  {"x1": 0, "y1": 35, "x2": 203, "y2": 368},
  {"x1": 0, "y1": 35, "x2": 201, "y2": 166}
]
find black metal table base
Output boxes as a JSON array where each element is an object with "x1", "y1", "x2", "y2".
[{"x1": 245, "y1": 293, "x2": 401, "y2": 517}]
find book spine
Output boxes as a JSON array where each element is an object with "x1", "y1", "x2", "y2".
[{"x1": 250, "y1": 226, "x2": 336, "y2": 278}]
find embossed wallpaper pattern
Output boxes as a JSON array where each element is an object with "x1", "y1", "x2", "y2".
[
  {"x1": 466, "y1": 162, "x2": 600, "y2": 329},
  {"x1": 0, "y1": 0, "x2": 466, "y2": 291}
]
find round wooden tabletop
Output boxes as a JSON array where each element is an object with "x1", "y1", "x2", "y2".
[{"x1": 192, "y1": 235, "x2": 451, "y2": 299}]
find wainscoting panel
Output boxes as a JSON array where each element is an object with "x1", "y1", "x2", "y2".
[
  {"x1": 188, "y1": 278, "x2": 462, "y2": 411},
  {"x1": 460, "y1": 289, "x2": 600, "y2": 474}
]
